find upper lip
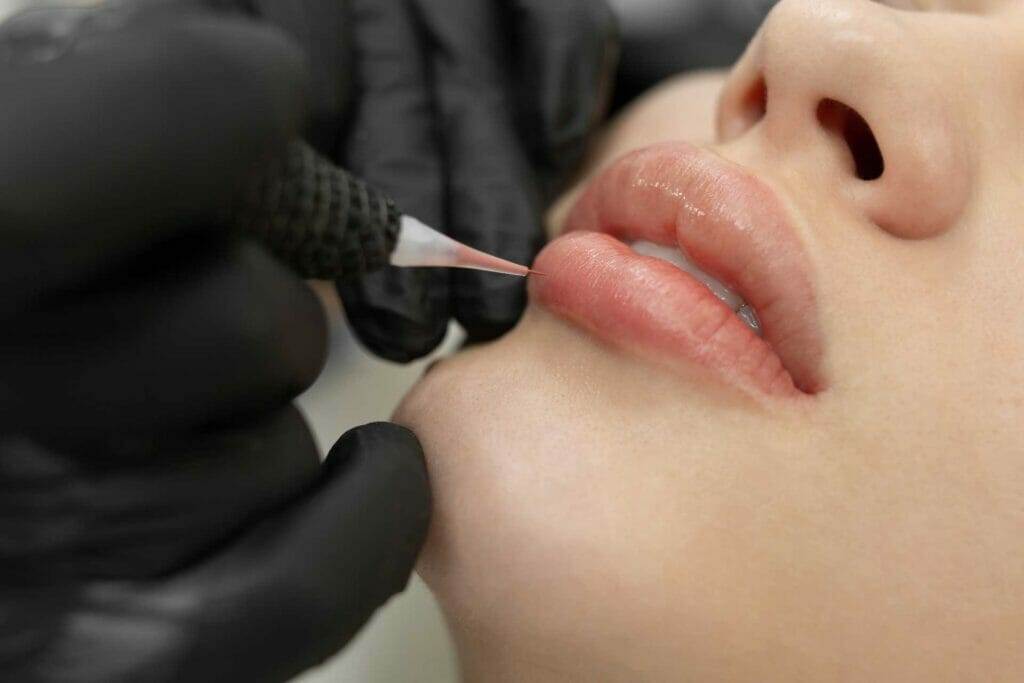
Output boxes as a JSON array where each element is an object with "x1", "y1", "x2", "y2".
[{"x1": 538, "y1": 141, "x2": 824, "y2": 396}]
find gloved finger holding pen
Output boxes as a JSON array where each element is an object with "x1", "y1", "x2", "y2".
[
  {"x1": 254, "y1": 0, "x2": 619, "y2": 361},
  {"x1": 0, "y1": 0, "x2": 620, "y2": 681},
  {"x1": 0, "y1": 4, "x2": 429, "y2": 682}
]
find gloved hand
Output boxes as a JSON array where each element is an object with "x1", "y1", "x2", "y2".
[
  {"x1": 0, "y1": 4, "x2": 430, "y2": 682},
  {"x1": 253, "y1": 0, "x2": 620, "y2": 362}
]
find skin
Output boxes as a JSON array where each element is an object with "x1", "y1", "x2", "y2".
[{"x1": 394, "y1": 1, "x2": 1024, "y2": 680}]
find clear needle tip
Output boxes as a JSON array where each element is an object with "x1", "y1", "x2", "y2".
[{"x1": 390, "y1": 215, "x2": 536, "y2": 278}]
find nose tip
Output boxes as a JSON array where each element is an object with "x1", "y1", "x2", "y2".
[{"x1": 717, "y1": 0, "x2": 972, "y2": 240}]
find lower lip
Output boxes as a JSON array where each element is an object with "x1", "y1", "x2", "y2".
[{"x1": 530, "y1": 231, "x2": 800, "y2": 398}]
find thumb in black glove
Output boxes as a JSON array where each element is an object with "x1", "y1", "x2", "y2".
[{"x1": 3, "y1": 422, "x2": 429, "y2": 683}]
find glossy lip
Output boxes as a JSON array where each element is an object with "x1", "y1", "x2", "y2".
[{"x1": 530, "y1": 141, "x2": 823, "y2": 398}]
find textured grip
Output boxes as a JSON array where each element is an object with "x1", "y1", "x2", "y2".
[{"x1": 233, "y1": 141, "x2": 401, "y2": 280}]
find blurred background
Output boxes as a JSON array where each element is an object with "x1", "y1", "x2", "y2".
[{"x1": 292, "y1": 2, "x2": 776, "y2": 680}]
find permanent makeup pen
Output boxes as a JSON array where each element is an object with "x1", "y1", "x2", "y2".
[{"x1": 234, "y1": 141, "x2": 541, "y2": 281}]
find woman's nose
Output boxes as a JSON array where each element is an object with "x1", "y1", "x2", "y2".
[{"x1": 716, "y1": 0, "x2": 971, "y2": 240}]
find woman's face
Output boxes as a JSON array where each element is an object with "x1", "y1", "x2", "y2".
[{"x1": 396, "y1": 1, "x2": 1024, "y2": 679}]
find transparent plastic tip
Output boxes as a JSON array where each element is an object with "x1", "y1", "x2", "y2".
[{"x1": 390, "y1": 215, "x2": 536, "y2": 277}]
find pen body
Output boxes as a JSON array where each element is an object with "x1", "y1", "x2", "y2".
[{"x1": 234, "y1": 141, "x2": 401, "y2": 281}]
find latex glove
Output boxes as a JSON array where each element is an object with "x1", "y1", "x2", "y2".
[
  {"x1": 255, "y1": 0, "x2": 619, "y2": 361},
  {"x1": 0, "y1": 4, "x2": 430, "y2": 682}
]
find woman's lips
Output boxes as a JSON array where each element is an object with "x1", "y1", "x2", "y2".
[{"x1": 530, "y1": 142, "x2": 823, "y2": 398}]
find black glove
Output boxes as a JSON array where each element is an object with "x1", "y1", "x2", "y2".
[
  {"x1": 254, "y1": 0, "x2": 619, "y2": 362},
  {"x1": 612, "y1": 0, "x2": 774, "y2": 109},
  {"x1": 0, "y1": 4, "x2": 430, "y2": 682}
]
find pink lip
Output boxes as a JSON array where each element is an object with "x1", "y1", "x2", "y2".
[{"x1": 530, "y1": 142, "x2": 823, "y2": 398}]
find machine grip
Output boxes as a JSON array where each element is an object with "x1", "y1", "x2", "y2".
[{"x1": 233, "y1": 141, "x2": 401, "y2": 280}]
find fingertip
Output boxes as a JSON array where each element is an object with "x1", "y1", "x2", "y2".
[
  {"x1": 344, "y1": 306, "x2": 450, "y2": 363},
  {"x1": 336, "y1": 269, "x2": 450, "y2": 363},
  {"x1": 325, "y1": 422, "x2": 432, "y2": 593},
  {"x1": 328, "y1": 423, "x2": 429, "y2": 511},
  {"x1": 450, "y1": 215, "x2": 538, "y2": 342},
  {"x1": 328, "y1": 422, "x2": 426, "y2": 475},
  {"x1": 452, "y1": 271, "x2": 528, "y2": 344}
]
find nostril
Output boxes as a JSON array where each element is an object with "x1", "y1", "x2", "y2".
[
  {"x1": 737, "y1": 75, "x2": 768, "y2": 130},
  {"x1": 816, "y1": 99, "x2": 885, "y2": 181},
  {"x1": 743, "y1": 76, "x2": 768, "y2": 122},
  {"x1": 721, "y1": 74, "x2": 769, "y2": 140}
]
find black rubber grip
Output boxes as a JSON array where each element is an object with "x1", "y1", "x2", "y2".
[{"x1": 232, "y1": 141, "x2": 401, "y2": 280}]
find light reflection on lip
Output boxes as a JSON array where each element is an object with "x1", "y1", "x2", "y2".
[{"x1": 530, "y1": 141, "x2": 823, "y2": 399}]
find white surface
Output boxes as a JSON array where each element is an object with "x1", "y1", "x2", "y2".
[
  {"x1": 0, "y1": 0, "x2": 24, "y2": 23},
  {"x1": 0, "y1": 0, "x2": 103, "y2": 23},
  {"x1": 293, "y1": 287, "x2": 460, "y2": 683}
]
